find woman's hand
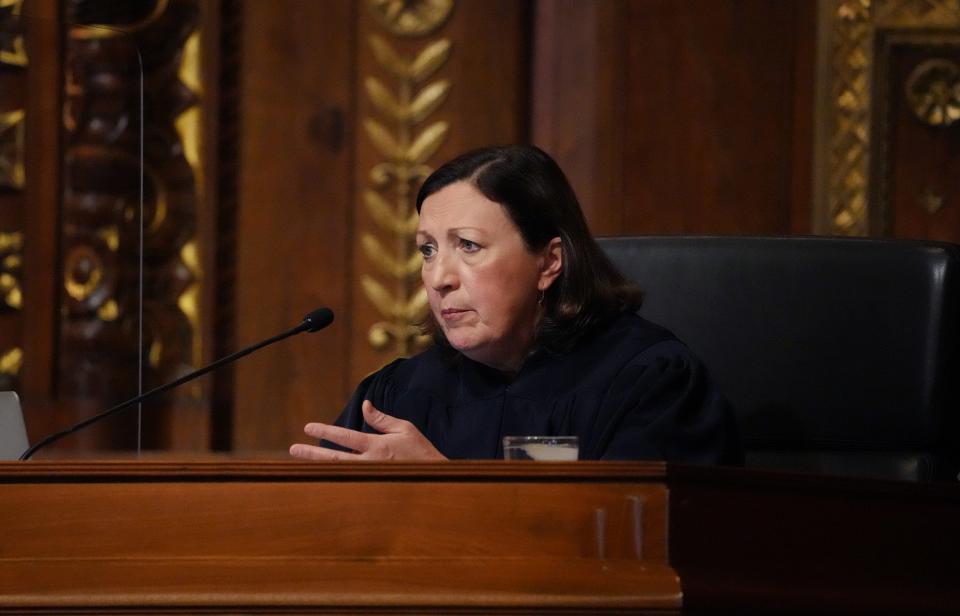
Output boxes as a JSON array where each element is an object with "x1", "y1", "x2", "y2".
[{"x1": 289, "y1": 400, "x2": 447, "y2": 461}]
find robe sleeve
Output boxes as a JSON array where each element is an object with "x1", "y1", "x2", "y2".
[
  {"x1": 323, "y1": 359, "x2": 405, "y2": 450},
  {"x1": 591, "y1": 340, "x2": 742, "y2": 464}
]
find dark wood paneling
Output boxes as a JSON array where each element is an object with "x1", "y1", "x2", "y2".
[
  {"x1": 21, "y1": 0, "x2": 62, "y2": 440},
  {"x1": 533, "y1": 0, "x2": 815, "y2": 237},
  {"x1": 621, "y1": 0, "x2": 800, "y2": 234},
  {"x1": 233, "y1": 0, "x2": 355, "y2": 450},
  {"x1": 532, "y1": 0, "x2": 627, "y2": 236},
  {"x1": 875, "y1": 34, "x2": 960, "y2": 242}
]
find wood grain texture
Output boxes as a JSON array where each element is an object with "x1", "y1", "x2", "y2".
[
  {"x1": 532, "y1": 0, "x2": 815, "y2": 237},
  {"x1": 233, "y1": 0, "x2": 355, "y2": 450},
  {"x1": 0, "y1": 460, "x2": 678, "y2": 614}
]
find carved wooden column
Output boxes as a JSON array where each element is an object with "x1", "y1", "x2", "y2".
[
  {"x1": 58, "y1": 0, "x2": 208, "y2": 450},
  {"x1": 0, "y1": 0, "x2": 27, "y2": 396}
]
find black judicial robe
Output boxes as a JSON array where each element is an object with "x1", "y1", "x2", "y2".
[{"x1": 334, "y1": 312, "x2": 741, "y2": 462}]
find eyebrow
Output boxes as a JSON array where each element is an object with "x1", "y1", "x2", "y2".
[{"x1": 416, "y1": 227, "x2": 484, "y2": 239}]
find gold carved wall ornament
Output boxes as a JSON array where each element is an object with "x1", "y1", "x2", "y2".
[
  {"x1": 0, "y1": 109, "x2": 24, "y2": 189},
  {"x1": 815, "y1": 0, "x2": 960, "y2": 235},
  {"x1": 370, "y1": 0, "x2": 453, "y2": 37},
  {"x1": 0, "y1": 0, "x2": 27, "y2": 67},
  {"x1": 361, "y1": 0, "x2": 453, "y2": 354},
  {"x1": 905, "y1": 58, "x2": 960, "y2": 126},
  {"x1": 0, "y1": 230, "x2": 22, "y2": 310}
]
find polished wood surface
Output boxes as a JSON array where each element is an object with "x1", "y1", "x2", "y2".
[
  {"x1": 533, "y1": 0, "x2": 816, "y2": 237},
  {"x1": 0, "y1": 460, "x2": 678, "y2": 614},
  {"x1": 1, "y1": 460, "x2": 958, "y2": 613}
]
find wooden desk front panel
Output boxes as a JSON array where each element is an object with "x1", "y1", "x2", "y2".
[{"x1": 0, "y1": 461, "x2": 680, "y2": 614}]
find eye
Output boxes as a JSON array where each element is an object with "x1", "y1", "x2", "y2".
[
  {"x1": 459, "y1": 238, "x2": 481, "y2": 253},
  {"x1": 417, "y1": 243, "x2": 437, "y2": 259}
]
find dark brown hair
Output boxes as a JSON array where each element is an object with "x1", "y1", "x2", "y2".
[{"x1": 416, "y1": 144, "x2": 642, "y2": 353}]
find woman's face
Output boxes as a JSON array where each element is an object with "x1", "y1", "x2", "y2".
[{"x1": 416, "y1": 182, "x2": 561, "y2": 372}]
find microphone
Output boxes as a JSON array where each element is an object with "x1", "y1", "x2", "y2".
[{"x1": 20, "y1": 307, "x2": 335, "y2": 460}]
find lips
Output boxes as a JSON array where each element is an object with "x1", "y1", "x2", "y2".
[{"x1": 440, "y1": 308, "x2": 472, "y2": 321}]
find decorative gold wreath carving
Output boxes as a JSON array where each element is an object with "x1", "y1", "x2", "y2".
[
  {"x1": 0, "y1": 0, "x2": 27, "y2": 67},
  {"x1": 0, "y1": 346, "x2": 21, "y2": 376},
  {"x1": 369, "y1": 0, "x2": 453, "y2": 37},
  {"x1": 0, "y1": 231, "x2": 22, "y2": 310},
  {"x1": 823, "y1": 0, "x2": 960, "y2": 235},
  {"x1": 361, "y1": 21, "x2": 452, "y2": 353},
  {"x1": 905, "y1": 58, "x2": 960, "y2": 126},
  {"x1": 0, "y1": 109, "x2": 25, "y2": 189}
]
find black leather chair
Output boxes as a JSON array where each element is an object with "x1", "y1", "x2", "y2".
[{"x1": 599, "y1": 236, "x2": 960, "y2": 482}]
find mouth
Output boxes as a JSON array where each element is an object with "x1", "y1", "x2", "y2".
[{"x1": 440, "y1": 308, "x2": 472, "y2": 321}]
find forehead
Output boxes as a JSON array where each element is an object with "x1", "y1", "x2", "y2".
[{"x1": 418, "y1": 182, "x2": 515, "y2": 234}]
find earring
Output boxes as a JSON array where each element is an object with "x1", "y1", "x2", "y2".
[{"x1": 537, "y1": 289, "x2": 545, "y2": 306}]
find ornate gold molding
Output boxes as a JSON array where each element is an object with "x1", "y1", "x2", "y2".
[
  {"x1": 0, "y1": 0, "x2": 27, "y2": 67},
  {"x1": 369, "y1": 0, "x2": 453, "y2": 37},
  {"x1": 0, "y1": 230, "x2": 22, "y2": 310},
  {"x1": 0, "y1": 109, "x2": 24, "y2": 189},
  {"x1": 361, "y1": 1, "x2": 453, "y2": 354},
  {"x1": 905, "y1": 58, "x2": 960, "y2": 126},
  {"x1": 70, "y1": 0, "x2": 170, "y2": 39},
  {"x1": 816, "y1": 0, "x2": 960, "y2": 235},
  {"x1": 175, "y1": 30, "x2": 203, "y2": 375}
]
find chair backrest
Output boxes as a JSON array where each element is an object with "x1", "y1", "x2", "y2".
[{"x1": 598, "y1": 236, "x2": 960, "y2": 482}]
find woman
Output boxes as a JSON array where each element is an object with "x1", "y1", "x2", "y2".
[{"x1": 290, "y1": 145, "x2": 741, "y2": 462}]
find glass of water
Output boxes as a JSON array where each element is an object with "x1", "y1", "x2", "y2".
[{"x1": 502, "y1": 436, "x2": 579, "y2": 460}]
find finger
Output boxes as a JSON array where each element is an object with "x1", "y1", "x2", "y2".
[
  {"x1": 362, "y1": 400, "x2": 409, "y2": 433},
  {"x1": 289, "y1": 443, "x2": 362, "y2": 461},
  {"x1": 303, "y1": 422, "x2": 371, "y2": 452}
]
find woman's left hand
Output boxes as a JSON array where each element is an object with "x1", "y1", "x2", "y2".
[{"x1": 289, "y1": 400, "x2": 448, "y2": 462}]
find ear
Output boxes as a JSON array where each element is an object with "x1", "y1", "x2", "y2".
[{"x1": 537, "y1": 237, "x2": 563, "y2": 291}]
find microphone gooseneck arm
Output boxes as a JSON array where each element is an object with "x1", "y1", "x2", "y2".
[{"x1": 19, "y1": 307, "x2": 334, "y2": 461}]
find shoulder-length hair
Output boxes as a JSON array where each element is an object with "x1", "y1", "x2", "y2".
[{"x1": 415, "y1": 144, "x2": 642, "y2": 353}]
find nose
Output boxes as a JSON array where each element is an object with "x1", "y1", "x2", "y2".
[{"x1": 424, "y1": 251, "x2": 458, "y2": 294}]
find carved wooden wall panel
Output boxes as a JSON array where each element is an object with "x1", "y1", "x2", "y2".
[
  {"x1": 813, "y1": 0, "x2": 960, "y2": 236},
  {"x1": 56, "y1": 0, "x2": 208, "y2": 451},
  {"x1": 873, "y1": 31, "x2": 960, "y2": 240},
  {"x1": 232, "y1": 0, "x2": 356, "y2": 451},
  {"x1": 0, "y1": 0, "x2": 26, "y2": 395}
]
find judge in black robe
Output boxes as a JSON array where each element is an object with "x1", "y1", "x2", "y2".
[
  {"x1": 334, "y1": 312, "x2": 738, "y2": 462},
  {"x1": 290, "y1": 145, "x2": 740, "y2": 464}
]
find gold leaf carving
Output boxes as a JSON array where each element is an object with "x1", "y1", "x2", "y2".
[
  {"x1": 0, "y1": 109, "x2": 25, "y2": 189},
  {"x1": 410, "y1": 39, "x2": 452, "y2": 82},
  {"x1": 369, "y1": 35, "x2": 408, "y2": 79},
  {"x1": 361, "y1": 275, "x2": 401, "y2": 320},
  {"x1": 408, "y1": 80, "x2": 450, "y2": 123},
  {"x1": 362, "y1": 234, "x2": 422, "y2": 279},
  {"x1": 365, "y1": 77, "x2": 404, "y2": 121},
  {"x1": 362, "y1": 6, "x2": 451, "y2": 355},
  {"x1": 364, "y1": 190, "x2": 419, "y2": 235},
  {"x1": 362, "y1": 234, "x2": 400, "y2": 277},
  {"x1": 97, "y1": 299, "x2": 119, "y2": 322},
  {"x1": 363, "y1": 118, "x2": 402, "y2": 160},
  {"x1": 0, "y1": 272, "x2": 20, "y2": 309},
  {"x1": 0, "y1": 346, "x2": 22, "y2": 376},
  {"x1": 404, "y1": 287, "x2": 429, "y2": 321},
  {"x1": 407, "y1": 121, "x2": 449, "y2": 164},
  {"x1": 0, "y1": 0, "x2": 28, "y2": 67},
  {"x1": 369, "y1": 0, "x2": 454, "y2": 38}
]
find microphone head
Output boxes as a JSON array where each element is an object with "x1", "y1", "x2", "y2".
[{"x1": 302, "y1": 307, "x2": 335, "y2": 332}]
